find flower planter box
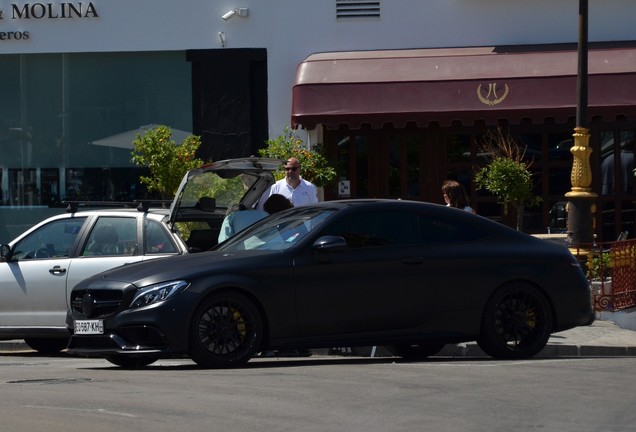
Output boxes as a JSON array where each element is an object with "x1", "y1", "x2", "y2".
[{"x1": 591, "y1": 279, "x2": 612, "y2": 311}]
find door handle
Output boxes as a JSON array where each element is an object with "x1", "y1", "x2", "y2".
[{"x1": 49, "y1": 266, "x2": 67, "y2": 275}]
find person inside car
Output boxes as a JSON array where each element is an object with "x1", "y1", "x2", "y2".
[{"x1": 218, "y1": 194, "x2": 293, "y2": 243}]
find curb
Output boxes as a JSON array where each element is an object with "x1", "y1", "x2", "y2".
[
  {"x1": 3, "y1": 341, "x2": 636, "y2": 358},
  {"x1": 321, "y1": 343, "x2": 636, "y2": 358},
  {"x1": 443, "y1": 343, "x2": 636, "y2": 358}
]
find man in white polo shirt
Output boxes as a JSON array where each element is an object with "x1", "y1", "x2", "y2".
[
  {"x1": 257, "y1": 157, "x2": 318, "y2": 209},
  {"x1": 256, "y1": 157, "x2": 317, "y2": 358}
]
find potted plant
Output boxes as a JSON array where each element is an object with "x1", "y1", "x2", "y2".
[
  {"x1": 588, "y1": 251, "x2": 612, "y2": 308},
  {"x1": 587, "y1": 252, "x2": 611, "y2": 282},
  {"x1": 474, "y1": 125, "x2": 542, "y2": 231}
]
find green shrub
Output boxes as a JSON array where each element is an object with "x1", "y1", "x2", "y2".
[
  {"x1": 258, "y1": 127, "x2": 336, "y2": 188},
  {"x1": 131, "y1": 125, "x2": 204, "y2": 199},
  {"x1": 587, "y1": 252, "x2": 611, "y2": 281}
]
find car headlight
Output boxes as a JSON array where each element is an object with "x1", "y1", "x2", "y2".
[{"x1": 130, "y1": 280, "x2": 189, "y2": 308}]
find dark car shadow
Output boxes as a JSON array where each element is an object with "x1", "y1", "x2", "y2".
[
  {"x1": 1, "y1": 351, "x2": 604, "y2": 370},
  {"x1": 0, "y1": 350, "x2": 72, "y2": 358},
  {"x1": 73, "y1": 354, "x2": 543, "y2": 371}
]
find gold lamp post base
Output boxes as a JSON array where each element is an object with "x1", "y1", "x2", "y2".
[{"x1": 566, "y1": 127, "x2": 596, "y2": 263}]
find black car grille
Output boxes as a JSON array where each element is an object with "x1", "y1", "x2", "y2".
[{"x1": 71, "y1": 289, "x2": 123, "y2": 319}]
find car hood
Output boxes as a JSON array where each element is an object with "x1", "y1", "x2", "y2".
[
  {"x1": 169, "y1": 157, "x2": 283, "y2": 226},
  {"x1": 74, "y1": 250, "x2": 276, "y2": 290}
]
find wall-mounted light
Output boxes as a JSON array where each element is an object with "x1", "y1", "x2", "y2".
[
  {"x1": 222, "y1": 10, "x2": 236, "y2": 20},
  {"x1": 222, "y1": 7, "x2": 249, "y2": 21},
  {"x1": 218, "y1": 31, "x2": 226, "y2": 47}
]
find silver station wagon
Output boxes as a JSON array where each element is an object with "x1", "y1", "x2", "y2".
[{"x1": 0, "y1": 157, "x2": 280, "y2": 353}]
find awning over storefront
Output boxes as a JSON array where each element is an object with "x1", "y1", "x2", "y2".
[{"x1": 291, "y1": 43, "x2": 636, "y2": 129}]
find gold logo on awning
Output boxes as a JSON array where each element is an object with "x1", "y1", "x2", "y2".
[{"x1": 477, "y1": 83, "x2": 509, "y2": 106}]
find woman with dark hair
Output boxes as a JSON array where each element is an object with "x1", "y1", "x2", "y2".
[
  {"x1": 442, "y1": 180, "x2": 476, "y2": 214},
  {"x1": 263, "y1": 193, "x2": 293, "y2": 214}
]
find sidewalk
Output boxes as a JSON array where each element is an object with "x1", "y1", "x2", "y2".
[
  {"x1": 329, "y1": 318, "x2": 636, "y2": 358},
  {"x1": 449, "y1": 319, "x2": 636, "y2": 358},
  {"x1": 2, "y1": 319, "x2": 636, "y2": 357}
]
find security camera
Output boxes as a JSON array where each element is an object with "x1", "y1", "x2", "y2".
[{"x1": 222, "y1": 10, "x2": 236, "y2": 21}]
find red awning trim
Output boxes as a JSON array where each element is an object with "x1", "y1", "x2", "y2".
[{"x1": 291, "y1": 44, "x2": 636, "y2": 129}]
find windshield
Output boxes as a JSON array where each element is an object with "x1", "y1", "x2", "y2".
[
  {"x1": 218, "y1": 207, "x2": 337, "y2": 251},
  {"x1": 179, "y1": 171, "x2": 259, "y2": 211}
]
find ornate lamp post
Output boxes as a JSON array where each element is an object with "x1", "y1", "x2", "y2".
[{"x1": 565, "y1": 0, "x2": 596, "y2": 251}]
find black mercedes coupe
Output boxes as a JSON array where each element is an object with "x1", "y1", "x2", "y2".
[{"x1": 67, "y1": 199, "x2": 594, "y2": 368}]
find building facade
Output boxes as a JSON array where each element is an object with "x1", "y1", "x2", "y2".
[
  {"x1": 0, "y1": 0, "x2": 634, "y2": 241},
  {"x1": 293, "y1": 44, "x2": 636, "y2": 241}
]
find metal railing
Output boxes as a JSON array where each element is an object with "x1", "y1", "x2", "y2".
[{"x1": 573, "y1": 238, "x2": 636, "y2": 312}]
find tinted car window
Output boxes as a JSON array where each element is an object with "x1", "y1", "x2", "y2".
[
  {"x1": 82, "y1": 217, "x2": 137, "y2": 256},
  {"x1": 12, "y1": 217, "x2": 87, "y2": 260},
  {"x1": 220, "y1": 208, "x2": 336, "y2": 251},
  {"x1": 419, "y1": 213, "x2": 490, "y2": 243},
  {"x1": 144, "y1": 219, "x2": 178, "y2": 254},
  {"x1": 322, "y1": 210, "x2": 421, "y2": 248}
]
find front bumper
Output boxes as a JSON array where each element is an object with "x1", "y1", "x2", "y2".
[
  {"x1": 67, "y1": 326, "x2": 168, "y2": 357},
  {"x1": 67, "y1": 294, "x2": 196, "y2": 357}
]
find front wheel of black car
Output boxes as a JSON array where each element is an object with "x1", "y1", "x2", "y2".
[
  {"x1": 387, "y1": 342, "x2": 446, "y2": 360},
  {"x1": 189, "y1": 291, "x2": 263, "y2": 368},
  {"x1": 104, "y1": 355, "x2": 159, "y2": 368},
  {"x1": 477, "y1": 283, "x2": 553, "y2": 360}
]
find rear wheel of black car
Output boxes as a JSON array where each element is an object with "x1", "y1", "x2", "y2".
[
  {"x1": 104, "y1": 355, "x2": 159, "y2": 368},
  {"x1": 189, "y1": 291, "x2": 263, "y2": 368},
  {"x1": 477, "y1": 283, "x2": 553, "y2": 360},
  {"x1": 24, "y1": 337, "x2": 69, "y2": 354},
  {"x1": 387, "y1": 342, "x2": 446, "y2": 360}
]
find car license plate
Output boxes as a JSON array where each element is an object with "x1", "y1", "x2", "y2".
[{"x1": 74, "y1": 320, "x2": 104, "y2": 335}]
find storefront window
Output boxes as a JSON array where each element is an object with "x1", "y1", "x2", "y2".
[
  {"x1": 547, "y1": 133, "x2": 573, "y2": 161},
  {"x1": 406, "y1": 134, "x2": 420, "y2": 198},
  {"x1": 517, "y1": 133, "x2": 543, "y2": 161},
  {"x1": 8, "y1": 168, "x2": 37, "y2": 206},
  {"x1": 548, "y1": 167, "x2": 571, "y2": 195},
  {"x1": 446, "y1": 133, "x2": 473, "y2": 200},
  {"x1": 600, "y1": 130, "x2": 635, "y2": 196},
  {"x1": 385, "y1": 131, "x2": 422, "y2": 199},
  {"x1": 0, "y1": 51, "x2": 192, "y2": 207},
  {"x1": 388, "y1": 133, "x2": 401, "y2": 198},
  {"x1": 324, "y1": 122, "x2": 636, "y2": 240},
  {"x1": 355, "y1": 136, "x2": 369, "y2": 198},
  {"x1": 446, "y1": 134, "x2": 470, "y2": 163},
  {"x1": 334, "y1": 134, "x2": 369, "y2": 198}
]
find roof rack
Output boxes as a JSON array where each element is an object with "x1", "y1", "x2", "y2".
[
  {"x1": 63, "y1": 200, "x2": 172, "y2": 213},
  {"x1": 134, "y1": 200, "x2": 173, "y2": 212}
]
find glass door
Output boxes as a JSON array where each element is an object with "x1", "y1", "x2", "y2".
[{"x1": 324, "y1": 126, "x2": 444, "y2": 203}]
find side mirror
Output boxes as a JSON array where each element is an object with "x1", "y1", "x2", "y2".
[
  {"x1": 313, "y1": 236, "x2": 347, "y2": 263},
  {"x1": 313, "y1": 235, "x2": 347, "y2": 251},
  {"x1": 0, "y1": 244, "x2": 11, "y2": 262}
]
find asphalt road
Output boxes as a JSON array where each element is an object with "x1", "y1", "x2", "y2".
[{"x1": 0, "y1": 353, "x2": 634, "y2": 432}]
